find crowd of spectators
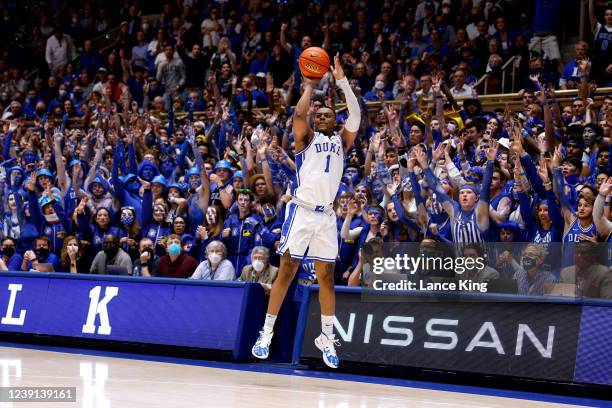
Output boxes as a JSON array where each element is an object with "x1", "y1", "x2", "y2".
[{"x1": 0, "y1": 0, "x2": 611, "y2": 298}]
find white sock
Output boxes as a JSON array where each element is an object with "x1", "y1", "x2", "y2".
[
  {"x1": 263, "y1": 313, "x2": 277, "y2": 334},
  {"x1": 321, "y1": 315, "x2": 334, "y2": 337}
]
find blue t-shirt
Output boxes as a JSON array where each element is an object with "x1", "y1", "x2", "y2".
[{"x1": 533, "y1": 0, "x2": 561, "y2": 33}]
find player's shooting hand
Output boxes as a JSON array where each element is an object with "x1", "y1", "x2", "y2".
[
  {"x1": 330, "y1": 53, "x2": 345, "y2": 81},
  {"x1": 302, "y1": 76, "x2": 320, "y2": 88}
]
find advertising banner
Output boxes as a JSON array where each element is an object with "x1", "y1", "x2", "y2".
[
  {"x1": 300, "y1": 288, "x2": 581, "y2": 382},
  {"x1": 0, "y1": 273, "x2": 266, "y2": 359},
  {"x1": 574, "y1": 305, "x2": 612, "y2": 386}
]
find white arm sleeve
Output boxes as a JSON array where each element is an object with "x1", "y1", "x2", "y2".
[{"x1": 336, "y1": 77, "x2": 361, "y2": 133}]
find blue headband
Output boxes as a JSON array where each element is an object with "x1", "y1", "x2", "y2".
[{"x1": 459, "y1": 184, "x2": 480, "y2": 195}]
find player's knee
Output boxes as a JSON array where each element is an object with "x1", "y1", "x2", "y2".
[
  {"x1": 278, "y1": 251, "x2": 300, "y2": 281},
  {"x1": 318, "y1": 271, "x2": 334, "y2": 285}
]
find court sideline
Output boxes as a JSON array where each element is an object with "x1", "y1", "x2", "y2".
[{"x1": 0, "y1": 345, "x2": 607, "y2": 408}]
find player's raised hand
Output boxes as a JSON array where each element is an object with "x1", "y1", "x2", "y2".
[{"x1": 330, "y1": 53, "x2": 345, "y2": 81}]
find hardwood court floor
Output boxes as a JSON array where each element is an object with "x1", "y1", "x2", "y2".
[{"x1": 0, "y1": 346, "x2": 599, "y2": 408}]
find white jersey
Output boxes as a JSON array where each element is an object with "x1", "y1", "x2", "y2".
[{"x1": 292, "y1": 132, "x2": 344, "y2": 206}]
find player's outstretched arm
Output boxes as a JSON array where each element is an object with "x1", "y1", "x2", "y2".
[
  {"x1": 331, "y1": 53, "x2": 359, "y2": 153},
  {"x1": 293, "y1": 77, "x2": 316, "y2": 152}
]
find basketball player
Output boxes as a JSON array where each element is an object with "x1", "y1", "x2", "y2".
[{"x1": 252, "y1": 53, "x2": 359, "y2": 368}]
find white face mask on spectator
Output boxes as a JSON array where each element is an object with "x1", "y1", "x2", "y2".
[
  {"x1": 447, "y1": 122, "x2": 457, "y2": 133},
  {"x1": 208, "y1": 253, "x2": 222, "y2": 265},
  {"x1": 253, "y1": 260, "x2": 265, "y2": 272},
  {"x1": 44, "y1": 213, "x2": 60, "y2": 223}
]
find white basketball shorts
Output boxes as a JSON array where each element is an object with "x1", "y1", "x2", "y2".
[{"x1": 276, "y1": 202, "x2": 338, "y2": 262}]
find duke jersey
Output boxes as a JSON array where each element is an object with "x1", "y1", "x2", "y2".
[
  {"x1": 561, "y1": 219, "x2": 597, "y2": 270},
  {"x1": 292, "y1": 132, "x2": 344, "y2": 206},
  {"x1": 451, "y1": 209, "x2": 485, "y2": 244},
  {"x1": 594, "y1": 23, "x2": 612, "y2": 54}
]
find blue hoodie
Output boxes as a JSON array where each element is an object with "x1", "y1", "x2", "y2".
[
  {"x1": 27, "y1": 192, "x2": 71, "y2": 255},
  {"x1": 137, "y1": 160, "x2": 160, "y2": 182},
  {"x1": 111, "y1": 143, "x2": 143, "y2": 222}
]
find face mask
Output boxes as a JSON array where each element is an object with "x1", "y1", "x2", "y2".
[
  {"x1": 104, "y1": 245, "x2": 119, "y2": 258},
  {"x1": 446, "y1": 123, "x2": 457, "y2": 133},
  {"x1": 208, "y1": 253, "x2": 222, "y2": 264},
  {"x1": 142, "y1": 23, "x2": 150, "y2": 30},
  {"x1": 2, "y1": 247, "x2": 15, "y2": 258},
  {"x1": 59, "y1": 90, "x2": 67, "y2": 97},
  {"x1": 37, "y1": 108, "x2": 46, "y2": 116},
  {"x1": 529, "y1": 68, "x2": 543, "y2": 76},
  {"x1": 252, "y1": 260, "x2": 265, "y2": 272},
  {"x1": 67, "y1": 244, "x2": 79, "y2": 253},
  {"x1": 168, "y1": 242, "x2": 181, "y2": 257},
  {"x1": 521, "y1": 256, "x2": 537, "y2": 270},
  {"x1": 44, "y1": 213, "x2": 60, "y2": 223},
  {"x1": 35, "y1": 247, "x2": 49, "y2": 259},
  {"x1": 121, "y1": 212, "x2": 135, "y2": 226}
]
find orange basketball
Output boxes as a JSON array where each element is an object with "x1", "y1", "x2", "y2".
[{"x1": 298, "y1": 47, "x2": 330, "y2": 79}]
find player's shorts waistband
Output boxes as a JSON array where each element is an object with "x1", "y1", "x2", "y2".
[{"x1": 290, "y1": 196, "x2": 334, "y2": 216}]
